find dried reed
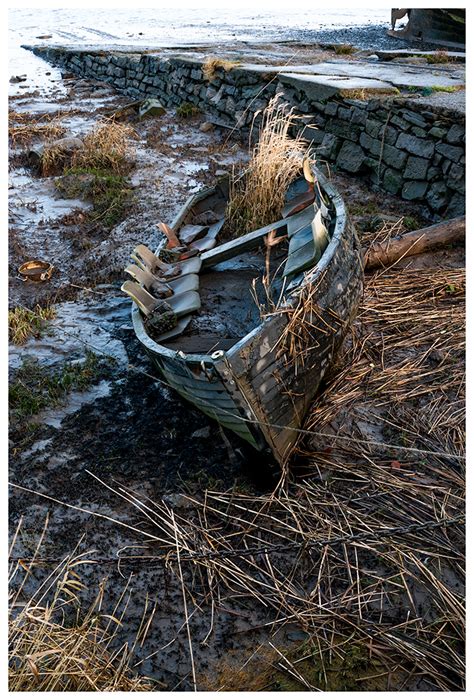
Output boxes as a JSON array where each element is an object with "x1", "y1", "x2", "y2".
[
  {"x1": 307, "y1": 267, "x2": 465, "y2": 429},
  {"x1": 74, "y1": 452, "x2": 464, "y2": 691},
  {"x1": 71, "y1": 119, "x2": 137, "y2": 173},
  {"x1": 225, "y1": 95, "x2": 312, "y2": 235},
  {"x1": 202, "y1": 57, "x2": 238, "y2": 81},
  {"x1": 8, "y1": 520, "x2": 155, "y2": 692},
  {"x1": 9, "y1": 111, "x2": 66, "y2": 147},
  {"x1": 8, "y1": 305, "x2": 56, "y2": 345}
]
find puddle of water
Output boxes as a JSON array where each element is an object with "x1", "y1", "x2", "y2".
[
  {"x1": 21, "y1": 438, "x2": 53, "y2": 458},
  {"x1": 9, "y1": 172, "x2": 92, "y2": 228},
  {"x1": 38, "y1": 379, "x2": 112, "y2": 428},
  {"x1": 9, "y1": 295, "x2": 131, "y2": 371}
]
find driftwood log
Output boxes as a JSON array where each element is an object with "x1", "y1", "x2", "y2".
[{"x1": 363, "y1": 216, "x2": 465, "y2": 270}]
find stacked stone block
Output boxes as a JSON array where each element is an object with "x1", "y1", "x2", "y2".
[{"x1": 32, "y1": 46, "x2": 465, "y2": 218}]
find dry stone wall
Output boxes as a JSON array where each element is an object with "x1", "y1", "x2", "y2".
[{"x1": 31, "y1": 47, "x2": 465, "y2": 218}]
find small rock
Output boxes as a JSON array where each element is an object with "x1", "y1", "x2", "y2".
[
  {"x1": 138, "y1": 98, "x2": 165, "y2": 119},
  {"x1": 191, "y1": 426, "x2": 211, "y2": 439},
  {"x1": 199, "y1": 121, "x2": 214, "y2": 133},
  {"x1": 336, "y1": 140, "x2": 365, "y2": 173},
  {"x1": 162, "y1": 493, "x2": 191, "y2": 509},
  {"x1": 10, "y1": 75, "x2": 27, "y2": 83},
  {"x1": 36, "y1": 34, "x2": 52, "y2": 39},
  {"x1": 286, "y1": 630, "x2": 309, "y2": 641},
  {"x1": 401, "y1": 180, "x2": 428, "y2": 201}
]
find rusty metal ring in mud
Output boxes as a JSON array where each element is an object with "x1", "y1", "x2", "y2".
[{"x1": 18, "y1": 260, "x2": 54, "y2": 282}]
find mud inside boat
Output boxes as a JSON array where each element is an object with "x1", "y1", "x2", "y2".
[{"x1": 162, "y1": 243, "x2": 289, "y2": 354}]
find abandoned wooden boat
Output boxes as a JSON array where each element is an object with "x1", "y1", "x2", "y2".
[
  {"x1": 123, "y1": 165, "x2": 363, "y2": 465},
  {"x1": 389, "y1": 9, "x2": 465, "y2": 49}
]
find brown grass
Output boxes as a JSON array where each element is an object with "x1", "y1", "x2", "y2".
[
  {"x1": 38, "y1": 119, "x2": 138, "y2": 176},
  {"x1": 427, "y1": 50, "x2": 450, "y2": 64},
  {"x1": 9, "y1": 305, "x2": 56, "y2": 345},
  {"x1": 202, "y1": 57, "x2": 239, "y2": 81},
  {"x1": 9, "y1": 111, "x2": 66, "y2": 147},
  {"x1": 334, "y1": 43, "x2": 355, "y2": 55},
  {"x1": 225, "y1": 95, "x2": 312, "y2": 235},
  {"x1": 70, "y1": 119, "x2": 138, "y2": 173},
  {"x1": 9, "y1": 519, "x2": 156, "y2": 692},
  {"x1": 308, "y1": 266, "x2": 465, "y2": 428}
]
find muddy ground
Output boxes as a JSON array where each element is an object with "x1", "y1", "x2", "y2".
[{"x1": 8, "y1": 48, "x2": 464, "y2": 691}]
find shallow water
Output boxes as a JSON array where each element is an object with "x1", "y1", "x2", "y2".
[{"x1": 9, "y1": 295, "x2": 131, "y2": 372}]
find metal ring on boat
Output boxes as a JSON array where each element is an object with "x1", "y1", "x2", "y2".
[{"x1": 211, "y1": 350, "x2": 225, "y2": 360}]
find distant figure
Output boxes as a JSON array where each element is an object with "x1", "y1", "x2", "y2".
[{"x1": 391, "y1": 8, "x2": 409, "y2": 30}]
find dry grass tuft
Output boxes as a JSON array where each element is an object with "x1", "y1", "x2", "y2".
[
  {"x1": 9, "y1": 305, "x2": 56, "y2": 345},
  {"x1": 427, "y1": 50, "x2": 450, "y2": 64},
  {"x1": 9, "y1": 111, "x2": 66, "y2": 147},
  {"x1": 70, "y1": 119, "x2": 138, "y2": 173},
  {"x1": 334, "y1": 43, "x2": 355, "y2": 55},
  {"x1": 202, "y1": 57, "x2": 239, "y2": 81},
  {"x1": 9, "y1": 520, "x2": 155, "y2": 692},
  {"x1": 225, "y1": 95, "x2": 311, "y2": 235}
]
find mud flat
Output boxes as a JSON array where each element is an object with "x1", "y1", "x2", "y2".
[{"x1": 9, "y1": 40, "x2": 465, "y2": 691}]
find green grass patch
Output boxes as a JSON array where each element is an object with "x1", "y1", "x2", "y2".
[
  {"x1": 403, "y1": 215, "x2": 421, "y2": 231},
  {"x1": 176, "y1": 101, "x2": 201, "y2": 118},
  {"x1": 56, "y1": 167, "x2": 133, "y2": 228},
  {"x1": 9, "y1": 352, "x2": 101, "y2": 423}
]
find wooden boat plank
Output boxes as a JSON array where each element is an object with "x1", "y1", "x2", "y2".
[
  {"x1": 171, "y1": 393, "x2": 256, "y2": 441},
  {"x1": 201, "y1": 218, "x2": 288, "y2": 269},
  {"x1": 284, "y1": 240, "x2": 321, "y2": 278},
  {"x1": 160, "y1": 373, "x2": 233, "y2": 400},
  {"x1": 179, "y1": 224, "x2": 208, "y2": 245},
  {"x1": 286, "y1": 206, "x2": 315, "y2": 237},
  {"x1": 226, "y1": 314, "x2": 289, "y2": 378},
  {"x1": 287, "y1": 225, "x2": 313, "y2": 256},
  {"x1": 281, "y1": 191, "x2": 315, "y2": 218},
  {"x1": 207, "y1": 218, "x2": 225, "y2": 240}
]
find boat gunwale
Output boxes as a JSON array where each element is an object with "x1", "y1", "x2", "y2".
[{"x1": 131, "y1": 167, "x2": 348, "y2": 365}]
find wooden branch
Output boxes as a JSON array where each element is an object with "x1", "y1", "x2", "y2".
[{"x1": 363, "y1": 216, "x2": 465, "y2": 270}]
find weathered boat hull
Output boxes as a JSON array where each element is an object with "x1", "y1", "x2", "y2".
[
  {"x1": 389, "y1": 9, "x2": 466, "y2": 49},
  {"x1": 132, "y1": 169, "x2": 363, "y2": 464}
]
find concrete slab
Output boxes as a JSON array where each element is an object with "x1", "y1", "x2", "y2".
[
  {"x1": 375, "y1": 49, "x2": 465, "y2": 63},
  {"x1": 279, "y1": 72, "x2": 398, "y2": 100},
  {"x1": 241, "y1": 60, "x2": 465, "y2": 90}
]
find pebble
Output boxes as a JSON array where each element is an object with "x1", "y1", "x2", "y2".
[
  {"x1": 199, "y1": 121, "x2": 214, "y2": 133},
  {"x1": 191, "y1": 426, "x2": 211, "y2": 439}
]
